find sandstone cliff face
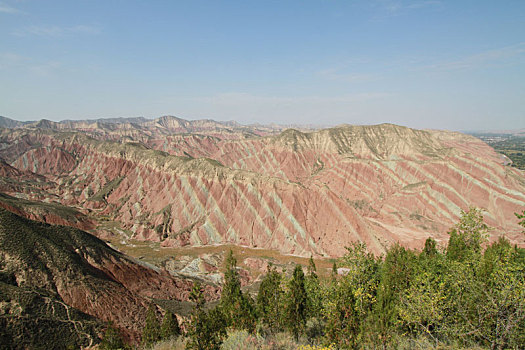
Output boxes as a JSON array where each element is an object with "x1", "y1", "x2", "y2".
[{"x1": 0, "y1": 121, "x2": 524, "y2": 257}]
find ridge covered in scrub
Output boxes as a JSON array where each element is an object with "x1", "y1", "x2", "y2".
[{"x1": 0, "y1": 207, "x2": 219, "y2": 347}]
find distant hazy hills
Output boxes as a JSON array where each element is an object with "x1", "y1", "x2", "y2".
[{"x1": 0, "y1": 115, "x2": 320, "y2": 138}]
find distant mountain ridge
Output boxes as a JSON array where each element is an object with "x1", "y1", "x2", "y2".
[
  {"x1": 465, "y1": 129, "x2": 525, "y2": 137},
  {"x1": 0, "y1": 115, "x2": 320, "y2": 137}
]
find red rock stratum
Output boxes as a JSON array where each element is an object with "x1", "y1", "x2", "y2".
[{"x1": 0, "y1": 119, "x2": 524, "y2": 256}]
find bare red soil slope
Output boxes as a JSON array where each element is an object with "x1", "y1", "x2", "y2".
[{"x1": 0, "y1": 119, "x2": 523, "y2": 256}]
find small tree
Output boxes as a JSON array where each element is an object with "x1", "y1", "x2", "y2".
[
  {"x1": 367, "y1": 244, "x2": 417, "y2": 347},
  {"x1": 142, "y1": 305, "x2": 161, "y2": 347},
  {"x1": 324, "y1": 242, "x2": 380, "y2": 348},
  {"x1": 324, "y1": 276, "x2": 360, "y2": 348},
  {"x1": 257, "y1": 264, "x2": 284, "y2": 333},
  {"x1": 447, "y1": 207, "x2": 488, "y2": 261},
  {"x1": 222, "y1": 250, "x2": 242, "y2": 305},
  {"x1": 399, "y1": 269, "x2": 446, "y2": 343},
  {"x1": 284, "y1": 264, "x2": 308, "y2": 341},
  {"x1": 422, "y1": 237, "x2": 438, "y2": 257},
  {"x1": 186, "y1": 282, "x2": 226, "y2": 350},
  {"x1": 331, "y1": 260, "x2": 338, "y2": 280},
  {"x1": 305, "y1": 256, "x2": 322, "y2": 318},
  {"x1": 220, "y1": 249, "x2": 256, "y2": 332},
  {"x1": 462, "y1": 238, "x2": 525, "y2": 349},
  {"x1": 100, "y1": 321, "x2": 126, "y2": 350},
  {"x1": 160, "y1": 310, "x2": 181, "y2": 340},
  {"x1": 307, "y1": 255, "x2": 317, "y2": 276}
]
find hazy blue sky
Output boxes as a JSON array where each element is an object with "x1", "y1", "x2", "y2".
[{"x1": 1, "y1": 1, "x2": 524, "y2": 130}]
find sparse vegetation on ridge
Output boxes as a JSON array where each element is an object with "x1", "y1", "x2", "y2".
[{"x1": 89, "y1": 176, "x2": 125, "y2": 202}]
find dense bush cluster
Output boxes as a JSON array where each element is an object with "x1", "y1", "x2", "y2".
[{"x1": 106, "y1": 208, "x2": 525, "y2": 349}]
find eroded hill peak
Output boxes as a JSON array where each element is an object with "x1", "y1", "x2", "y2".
[{"x1": 272, "y1": 123, "x2": 449, "y2": 160}]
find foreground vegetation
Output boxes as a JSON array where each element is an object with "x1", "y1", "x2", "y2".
[{"x1": 103, "y1": 208, "x2": 525, "y2": 350}]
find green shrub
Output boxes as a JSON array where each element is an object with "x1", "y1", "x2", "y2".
[
  {"x1": 160, "y1": 311, "x2": 181, "y2": 340},
  {"x1": 142, "y1": 305, "x2": 161, "y2": 347},
  {"x1": 100, "y1": 322, "x2": 127, "y2": 350}
]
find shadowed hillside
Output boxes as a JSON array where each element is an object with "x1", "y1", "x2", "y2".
[{"x1": 0, "y1": 207, "x2": 219, "y2": 347}]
